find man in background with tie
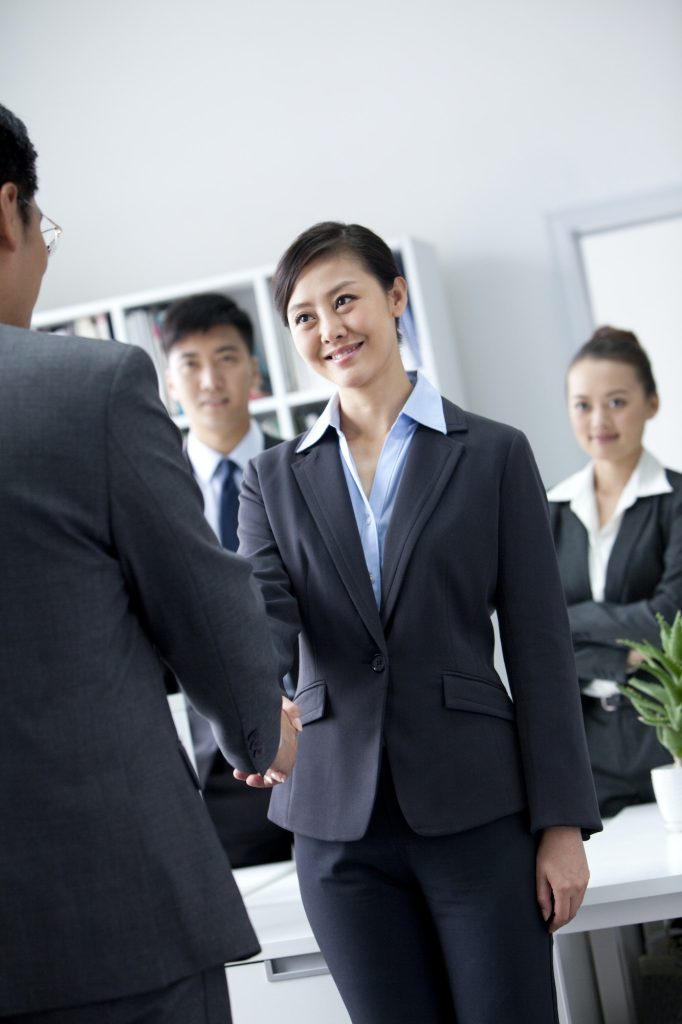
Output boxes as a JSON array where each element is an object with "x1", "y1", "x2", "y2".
[{"x1": 162, "y1": 292, "x2": 292, "y2": 868}]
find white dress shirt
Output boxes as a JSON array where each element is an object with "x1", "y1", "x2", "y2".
[
  {"x1": 186, "y1": 421, "x2": 265, "y2": 540},
  {"x1": 297, "y1": 371, "x2": 446, "y2": 606},
  {"x1": 547, "y1": 449, "x2": 672, "y2": 697}
]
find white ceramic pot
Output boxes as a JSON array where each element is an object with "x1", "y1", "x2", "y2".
[{"x1": 651, "y1": 763, "x2": 682, "y2": 831}]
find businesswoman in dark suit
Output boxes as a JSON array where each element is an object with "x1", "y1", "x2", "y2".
[
  {"x1": 235, "y1": 222, "x2": 601, "y2": 1023},
  {"x1": 549, "y1": 327, "x2": 681, "y2": 818}
]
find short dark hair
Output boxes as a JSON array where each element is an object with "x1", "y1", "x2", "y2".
[
  {"x1": 569, "y1": 326, "x2": 657, "y2": 397},
  {"x1": 272, "y1": 222, "x2": 401, "y2": 329},
  {"x1": 0, "y1": 105, "x2": 39, "y2": 227},
  {"x1": 160, "y1": 292, "x2": 254, "y2": 356}
]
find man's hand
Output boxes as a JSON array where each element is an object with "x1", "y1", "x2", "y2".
[
  {"x1": 536, "y1": 826, "x2": 589, "y2": 933},
  {"x1": 233, "y1": 696, "x2": 302, "y2": 788}
]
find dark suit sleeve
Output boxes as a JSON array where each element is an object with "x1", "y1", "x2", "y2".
[
  {"x1": 495, "y1": 433, "x2": 601, "y2": 835},
  {"x1": 238, "y1": 455, "x2": 301, "y2": 683},
  {"x1": 571, "y1": 640, "x2": 630, "y2": 683},
  {"x1": 106, "y1": 345, "x2": 281, "y2": 775},
  {"x1": 568, "y1": 487, "x2": 682, "y2": 660}
]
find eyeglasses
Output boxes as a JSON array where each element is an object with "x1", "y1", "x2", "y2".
[
  {"x1": 18, "y1": 196, "x2": 62, "y2": 257},
  {"x1": 40, "y1": 213, "x2": 62, "y2": 257}
]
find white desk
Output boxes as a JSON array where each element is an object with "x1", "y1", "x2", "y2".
[
  {"x1": 555, "y1": 803, "x2": 682, "y2": 1024},
  {"x1": 226, "y1": 863, "x2": 350, "y2": 1023},
  {"x1": 563, "y1": 804, "x2": 682, "y2": 934}
]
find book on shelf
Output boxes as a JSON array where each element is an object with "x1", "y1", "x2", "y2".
[
  {"x1": 40, "y1": 312, "x2": 113, "y2": 341},
  {"x1": 125, "y1": 307, "x2": 178, "y2": 415}
]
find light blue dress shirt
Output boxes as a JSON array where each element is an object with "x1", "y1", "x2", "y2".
[{"x1": 297, "y1": 372, "x2": 446, "y2": 606}]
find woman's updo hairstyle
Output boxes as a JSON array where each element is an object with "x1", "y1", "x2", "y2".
[
  {"x1": 569, "y1": 326, "x2": 658, "y2": 397},
  {"x1": 272, "y1": 221, "x2": 402, "y2": 330}
]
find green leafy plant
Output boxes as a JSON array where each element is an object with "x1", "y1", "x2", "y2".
[{"x1": 618, "y1": 611, "x2": 682, "y2": 766}]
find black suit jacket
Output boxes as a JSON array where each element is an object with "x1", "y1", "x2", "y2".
[
  {"x1": 549, "y1": 468, "x2": 682, "y2": 683},
  {"x1": 0, "y1": 326, "x2": 281, "y2": 1015},
  {"x1": 238, "y1": 397, "x2": 601, "y2": 843}
]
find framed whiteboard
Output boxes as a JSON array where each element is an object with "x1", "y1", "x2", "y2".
[{"x1": 550, "y1": 187, "x2": 682, "y2": 472}]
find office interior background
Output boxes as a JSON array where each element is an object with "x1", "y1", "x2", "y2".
[{"x1": 3, "y1": 0, "x2": 681, "y2": 482}]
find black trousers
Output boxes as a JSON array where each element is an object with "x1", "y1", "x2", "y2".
[
  {"x1": 295, "y1": 755, "x2": 557, "y2": 1024},
  {"x1": 582, "y1": 695, "x2": 673, "y2": 818},
  {"x1": 3, "y1": 965, "x2": 231, "y2": 1024}
]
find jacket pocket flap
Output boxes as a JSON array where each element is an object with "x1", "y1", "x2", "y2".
[
  {"x1": 442, "y1": 673, "x2": 515, "y2": 721},
  {"x1": 295, "y1": 681, "x2": 327, "y2": 726}
]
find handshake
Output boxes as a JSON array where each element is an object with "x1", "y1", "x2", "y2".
[{"x1": 233, "y1": 696, "x2": 301, "y2": 789}]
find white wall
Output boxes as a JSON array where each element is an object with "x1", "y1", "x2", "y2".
[{"x1": 3, "y1": 0, "x2": 681, "y2": 481}]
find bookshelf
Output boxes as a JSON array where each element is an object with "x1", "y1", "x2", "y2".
[{"x1": 31, "y1": 238, "x2": 465, "y2": 437}]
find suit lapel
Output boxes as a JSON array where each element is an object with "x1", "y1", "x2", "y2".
[
  {"x1": 381, "y1": 406, "x2": 467, "y2": 627},
  {"x1": 557, "y1": 510, "x2": 591, "y2": 601},
  {"x1": 605, "y1": 499, "x2": 654, "y2": 600},
  {"x1": 291, "y1": 431, "x2": 385, "y2": 648}
]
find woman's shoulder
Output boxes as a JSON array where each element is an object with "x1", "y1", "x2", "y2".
[
  {"x1": 441, "y1": 397, "x2": 523, "y2": 445},
  {"x1": 661, "y1": 468, "x2": 682, "y2": 517},
  {"x1": 252, "y1": 433, "x2": 303, "y2": 467},
  {"x1": 250, "y1": 429, "x2": 326, "y2": 482},
  {"x1": 664, "y1": 467, "x2": 682, "y2": 493}
]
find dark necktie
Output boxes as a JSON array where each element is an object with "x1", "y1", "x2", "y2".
[{"x1": 218, "y1": 459, "x2": 240, "y2": 551}]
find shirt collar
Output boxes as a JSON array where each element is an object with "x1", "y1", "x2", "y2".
[
  {"x1": 634, "y1": 448, "x2": 674, "y2": 498},
  {"x1": 296, "y1": 371, "x2": 446, "y2": 453},
  {"x1": 186, "y1": 421, "x2": 264, "y2": 483},
  {"x1": 547, "y1": 449, "x2": 672, "y2": 532}
]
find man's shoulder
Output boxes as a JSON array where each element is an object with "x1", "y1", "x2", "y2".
[
  {"x1": 1, "y1": 322, "x2": 133, "y2": 371},
  {"x1": 665, "y1": 467, "x2": 682, "y2": 494}
]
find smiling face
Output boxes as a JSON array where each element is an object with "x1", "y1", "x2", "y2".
[
  {"x1": 286, "y1": 253, "x2": 408, "y2": 395},
  {"x1": 165, "y1": 324, "x2": 259, "y2": 449},
  {"x1": 567, "y1": 357, "x2": 659, "y2": 466}
]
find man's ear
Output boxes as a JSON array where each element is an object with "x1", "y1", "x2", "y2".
[{"x1": 0, "y1": 182, "x2": 23, "y2": 251}]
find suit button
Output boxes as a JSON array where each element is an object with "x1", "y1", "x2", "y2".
[
  {"x1": 371, "y1": 654, "x2": 386, "y2": 673},
  {"x1": 247, "y1": 730, "x2": 263, "y2": 757}
]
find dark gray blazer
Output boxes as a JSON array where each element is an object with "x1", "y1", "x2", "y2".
[
  {"x1": 238, "y1": 397, "x2": 601, "y2": 843},
  {"x1": 549, "y1": 468, "x2": 682, "y2": 683},
  {"x1": 0, "y1": 325, "x2": 281, "y2": 1016}
]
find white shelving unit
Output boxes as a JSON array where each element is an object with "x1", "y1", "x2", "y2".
[{"x1": 32, "y1": 238, "x2": 465, "y2": 437}]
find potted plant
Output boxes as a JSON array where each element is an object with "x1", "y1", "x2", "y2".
[{"x1": 619, "y1": 611, "x2": 682, "y2": 831}]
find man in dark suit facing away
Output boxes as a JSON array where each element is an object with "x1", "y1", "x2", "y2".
[
  {"x1": 0, "y1": 104, "x2": 299, "y2": 1024},
  {"x1": 160, "y1": 292, "x2": 292, "y2": 867}
]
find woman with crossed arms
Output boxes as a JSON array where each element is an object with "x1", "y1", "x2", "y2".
[
  {"x1": 548, "y1": 327, "x2": 681, "y2": 819},
  {"x1": 235, "y1": 222, "x2": 601, "y2": 1023}
]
